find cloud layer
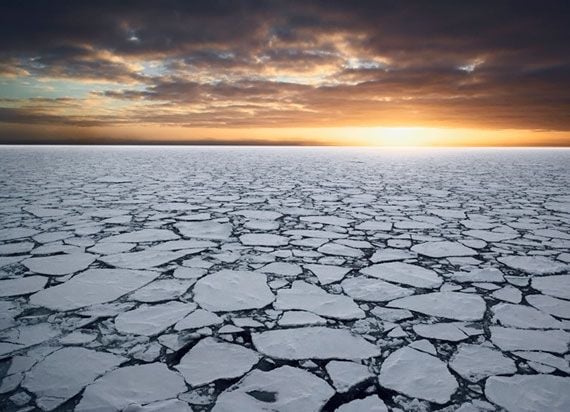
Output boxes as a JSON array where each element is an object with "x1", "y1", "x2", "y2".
[{"x1": 1, "y1": 1, "x2": 569, "y2": 143}]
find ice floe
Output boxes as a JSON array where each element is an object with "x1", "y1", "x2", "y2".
[
  {"x1": 485, "y1": 375, "x2": 570, "y2": 412},
  {"x1": 0, "y1": 276, "x2": 47, "y2": 297},
  {"x1": 176, "y1": 337, "x2": 260, "y2": 386},
  {"x1": 212, "y1": 366, "x2": 334, "y2": 412},
  {"x1": 498, "y1": 255, "x2": 568, "y2": 275},
  {"x1": 274, "y1": 281, "x2": 364, "y2": 320},
  {"x1": 411, "y1": 241, "x2": 477, "y2": 257},
  {"x1": 22, "y1": 347, "x2": 125, "y2": 410},
  {"x1": 325, "y1": 360, "x2": 372, "y2": 393},
  {"x1": 341, "y1": 277, "x2": 414, "y2": 302},
  {"x1": 389, "y1": 292, "x2": 486, "y2": 321},
  {"x1": 449, "y1": 343, "x2": 517, "y2": 382},
  {"x1": 531, "y1": 274, "x2": 570, "y2": 299},
  {"x1": 76, "y1": 363, "x2": 187, "y2": 412},
  {"x1": 100, "y1": 229, "x2": 179, "y2": 243},
  {"x1": 240, "y1": 233, "x2": 289, "y2": 247},
  {"x1": 175, "y1": 221, "x2": 233, "y2": 240},
  {"x1": 22, "y1": 253, "x2": 95, "y2": 276},
  {"x1": 252, "y1": 327, "x2": 380, "y2": 360},
  {"x1": 304, "y1": 263, "x2": 351, "y2": 285},
  {"x1": 115, "y1": 301, "x2": 194, "y2": 336},
  {"x1": 99, "y1": 249, "x2": 188, "y2": 269},
  {"x1": 378, "y1": 346, "x2": 458, "y2": 404},
  {"x1": 490, "y1": 326, "x2": 570, "y2": 353},
  {"x1": 361, "y1": 262, "x2": 442, "y2": 288},
  {"x1": 193, "y1": 270, "x2": 274, "y2": 312},
  {"x1": 30, "y1": 269, "x2": 160, "y2": 311}
]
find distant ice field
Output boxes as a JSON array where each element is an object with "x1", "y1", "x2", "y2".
[{"x1": 0, "y1": 146, "x2": 569, "y2": 411}]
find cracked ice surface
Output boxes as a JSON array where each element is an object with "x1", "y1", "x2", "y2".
[{"x1": 0, "y1": 146, "x2": 569, "y2": 411}]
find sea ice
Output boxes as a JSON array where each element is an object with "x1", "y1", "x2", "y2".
[
  {"x1": 412, "y1": 322, "x2": 470, "y2": 342},
  {"x1": 100, "y1": 229, "x2": 179, "y2": 243},
  {"x1": 411, "y1": 241, "x2": 477, "y2": 257},
  {"x1": 304, "y1": 263, "x2": 351, "y2": 285},
  {"x1": 174, "y1": 309, "x2": 222, "y2": 330},
  {"x1": 341, "y1": 277, "x2": 414, "y2": 302},
  {"x1": 464, "y1": 230, "x2": 519, "y2": 242},
  {"x1": 449, "y1": 344, "x2": 517, "y2": 382},
  {"x1": 490, "y1": 326, "x2": 570, "y2": 353},
  {"x1": 240, "y1": 233, "x2": 289, "y2": 246},
  {"x1": 193, "y1": 270, "x2": 275, "y2": 312},
  {"x1": 76, "y1": 363, "x2": 187, "y2": 412},
  {"x1": 370, "y1": 248, "x2": 415, "y2": 262},
  {"x1": 336, "y1": 396, "x2": 388, "y2": 412},
  {"x1": 318, "y1": 242, "x2": 363, "y2": 257},
  {"x1": 175, "y1": 221, "x2": 233, "y2": 240},
  {"x1": 526, "y1": 294, "x2": 570, "y2": 319},
  {"x1": 361, "y1": 262, "x2": 442, "y2": 288},
  {"x1": 252, "y1": 327, "x2": 380, "y2": 360},
  {"x1": 0, "y1": 276, "x2": 47, "y2": 297},
  {"x1": 325, "y1": 360, "x2": 372, "y2": 393},
  {"x1": 22, "y1": 253, "x2": 95, "y2": 276},
  {"x1": 0, "y1": 242, "x2": 34, "y2": 255},
  {"x1": 129, "y1": 279, "x2": 193, "y2": 303},
  {"x1": 0, "y1": 228, "x2": 38, "y2": 241},
  {"x1": 284, "y1": 229, "x2": 347, "y2": 239},
  {"x1": 531, "y1": 275, "x2": 570, "y2": 299},
  {"x1": 30, "y1": 269, "x2": 160, "y2": 311},
  {"x1": 450, "y1": 267, "x2": 504, "y2": 283},
  {"x1": 498, "y1": 255, "x2": 568, "y2": 275},
  {"x1": 115, "y1": 301, "x2": 194, "y2": 336},
  {"x1": 278, "y1": 311, "x2": 327, "y2": 326},
  {"x1": 176, "y1": 337, "x2": 260, "y2": 386},
  {"x1": 22, "y1": 347, "x2": 124, "y2": 410},
  {"x1": 378, "y1": 346, "x2": 458, "y2": 404},
  {"x1": 388, "y1": 292, "x2": 486, "y2": 321},
  {"x1": 258, "y1": 262, "x2": 302, "y2": 277},
  {"x1": 485, "y1": 375, "x2": 570, "y2": 412},
  {"x1": 491, "y1": 303, "x2": 563, "y2": 329},
  {"x1": 212, "y1": 366, "x2": 334, "y2": 412},
  {"x1": 274, "y1": 281, "x2": 364, "y2": 320},
  {"x1": 99, "y1": 249, "x2": 188, "y2": 269},
  {"x1": 232, "y1": 210, "x2": 282, "y2": 220},
  {"x1": 513, "y1": 351, "x2": 570, "y2": 373}
]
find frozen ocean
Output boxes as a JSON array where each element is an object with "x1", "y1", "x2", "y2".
[{"x1": 0, "y1": 146, "x2": 569, "y2": 411}]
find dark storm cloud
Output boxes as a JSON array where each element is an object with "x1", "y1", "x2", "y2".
[{"x1": 1, "y1": 0, "x2": 569, "y2": 135}]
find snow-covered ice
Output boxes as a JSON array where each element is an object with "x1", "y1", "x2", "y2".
[
  {"x1": 341, "y1": 276, "x2": 414, "y2": 302},
  {"x1": 379, "y1": 346, "x2": 458, "y2": 404},
  {"x1": 361, "y1": 262, "x2": 442, "y2": 288},
  {"x1": 485, "y1": 375, "x2": 570, "y2": 412},
  {"x1": 22, "y1": 347, "x2": 125, "y2": 410},
  {"x1": 388, "y1": 292, "x2": 486, "y2": 321},
  {"x1": 274, "y1": 280, "x2": 364, "y2": 319},
  {"x1": 22, "y1": 253, "x2": 95, "y2": 276},
  {"x1": 176, "y1": 337, "x2": 260, "y2": 386},
  {"x1": 252, "y1": 327, "x2": 381, "y2": 360},
  {"x1": 0, "y1": 146, "x2": 569, "y2": 411},
  {"x1": 115, "y1": 301, "x2": 195, "y2": 336},
  {"x1": 449, "y1": 343, "x2": 517, "y2": 382},
  {"x1": 76, "y1": 363, "x2": 187, "y2": 412},
  {"x1": 212, "y1": 366, "x2": 334, "y2": 412},
  {"x1": 193, "y1": 269, "x2": 275, "y2": 312},
  {"x1": 30, "y1": 268, "x2": 160, "y2": 310},
  {"x1": 325, "y1": 360, "x2": 373, "y2": 393}
]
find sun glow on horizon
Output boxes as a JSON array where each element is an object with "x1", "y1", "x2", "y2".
[{"x1": 6, "y1": 123, "x2": 566, "y2": 147}]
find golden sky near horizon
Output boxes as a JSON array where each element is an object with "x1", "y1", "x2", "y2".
[{"x1": 1, "y1": 1, "x2": 569, "y2": 146}]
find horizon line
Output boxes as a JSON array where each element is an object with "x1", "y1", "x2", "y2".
[{"x1": 1, "y1": 143, "x2": 570, "y2": 149}]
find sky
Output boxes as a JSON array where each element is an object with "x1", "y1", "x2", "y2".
[{"x1": 0, "y1": 1, "x2": 569, "y2": 146}]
